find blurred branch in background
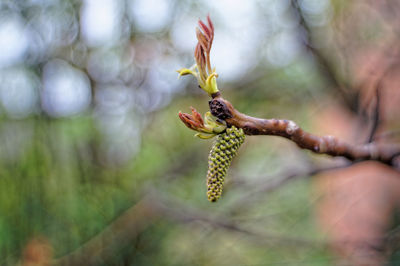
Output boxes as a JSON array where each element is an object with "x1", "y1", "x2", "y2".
[
  {"x1": 55, "y1": 196, "x2": 161, "y2": 266},
  {"x1": 0, "y1": 0, "x2": 399, "y2": 265},
  {"x1": 227, "y1": 160, "x2": 351, "y2": 213},
  {"x1": 290, "y1": 0, "x2": 358, "y2": 113},
  {"x1": 55, "y1": 183, "x2": 400, "y2": 266}
]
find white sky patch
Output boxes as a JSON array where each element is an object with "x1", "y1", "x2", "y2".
[
  {"x1": 206, "y1": 0, "x2": 261, "y2": 46},
  {"x1": 170, "y1": 15, "x2": 198, "y2": 52},
  {"x1": 266, "y1": 31, "x2": 302, "y2": 67},
  {"x1": 0, "y1": 67, "x2": 39, "y2": 118},
  {"x1": 206, "y1": 0, "x2": 257, "y2": 30},
  {"x1": 201, "y1": 0, "x2": 262, "y2": 81},
  {"x1": 211, "y1": 32, "x2": 251, "y2": 82},
  {"x1": 0, "y1": 14, "x2": 29, "y2": 68},
  {"x1": 95, "y1": 84, "x2": 135, "y2": 116},
  {"x1": 94, "y1": 86, "x2": 142, "y2": 164},
  {"x1": 146, "y1": 53, "x2": 185, "y2": 94},
  {"x1": 299, "y1": 0, "x2": 330, "y2": 15},
  {"x1": 81, "y1": 0, "x2": 122, "y2": 46},
  {"x1": 87, "y1": 48, "x2": 123, "y2": 83},
  {"x1": 97, "y1": 113, "x2": 142, "y2": 164},
  {"x1": 264, "y1": 0, "x2": 290, "y2": 14},
  {"x1": 42, "y1": 59, "x2": 91, "y2": 117},
  {"x1": 129, "y1": 0, "x2": 171, "y2": 32}
]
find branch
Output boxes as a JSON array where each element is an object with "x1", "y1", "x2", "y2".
[
  {"x1": 290, "y1": 0, "x2": 358, "y2": 113},
  {"x1": 54, "y1": 188, "x2": 396, "y2": 265},
  {"x1": 227, "y1": 161, "x2": 351, "y2": 213},
  {"x1": 156, "y1": 192, "x2": 323, "y2": 248},
  {"x1": 54, "y1": 191, "x2": 324, "y2": 266},
  {"x1": 208, "y1": 96, "x2": 400, "y2": 168},
  {"x1": 367, "y1": 82, "x2": 382, "y2": 143},
  {"x1": 365, "y1": 60, "x2": 400, "y2": 143},
  {"x1": 54, "y1": 196, "x2": 161, "y2": 266}
]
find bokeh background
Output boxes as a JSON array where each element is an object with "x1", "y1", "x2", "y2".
[{"x1": 0, "y1": 0, "x2": 399, "y2": 265}]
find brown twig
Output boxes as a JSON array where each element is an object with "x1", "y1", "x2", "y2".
[
  {"x1": 367, "y1": 83, "x2": 382, "y2": 143},
  {"x1": 208, "y1": 96, "x2": 400, "y2": 168}
]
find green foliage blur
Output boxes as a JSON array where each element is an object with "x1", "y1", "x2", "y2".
[{"x1": 0, "y1": 0, "x2": 355, "y2": 265}]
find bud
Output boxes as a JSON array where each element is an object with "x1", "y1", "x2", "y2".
[
  {"x1": 207, "y1": 126, "x2": 245, "y2": 202},
  {"x1": 178, "y1": 107, "x2": 226, "y2": 139},
  {"x1": 177, "y1": 15, "x2": 219, "y2": 96}
]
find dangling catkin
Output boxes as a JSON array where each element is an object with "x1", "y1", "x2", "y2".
[{"x1": 207, "y1": 126, "x2": 245, "y2": 202}]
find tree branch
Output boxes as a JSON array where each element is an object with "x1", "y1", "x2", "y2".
[
  {"x1": 209, "y1": 96, "x2": 400, "y2": 168},
  {"x1": 54, "y1": 191, "x2": 323, "y2": 266},
  {"x1": 54, "y1": 188, "x2": 397, "y2": 265},
  {"x1": 290, "y1": 0, "x2": 359, "y2": 113},
  {"x1": 227, "y1": 161, "x2": 351, "y2": 213},
  {"x1": 367, "y1": 82, "x2": 382, "y2": 143},
  {"x1": 54, "y1": 196, "x2": 161, "y2": 266}
]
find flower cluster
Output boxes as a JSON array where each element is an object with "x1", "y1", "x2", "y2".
[{"x1": 207, "y1": 126, "x2": 245, "y2": 202}]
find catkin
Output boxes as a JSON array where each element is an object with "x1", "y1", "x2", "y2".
[{"x1": 207, "y1": 126, "x2": 245, "y2": 202}]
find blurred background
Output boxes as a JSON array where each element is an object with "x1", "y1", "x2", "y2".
[{"x1": 0, "y1": 0, "x2": 399, "y2": 265}]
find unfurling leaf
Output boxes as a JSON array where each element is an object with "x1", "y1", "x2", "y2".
[{"x1": 178, "y1": 107, "x2": 226, "y2": 138}]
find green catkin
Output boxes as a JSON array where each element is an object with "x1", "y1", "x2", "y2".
[{"x1": 207, "y1": 126, "x2": 245, "y2": 202}]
